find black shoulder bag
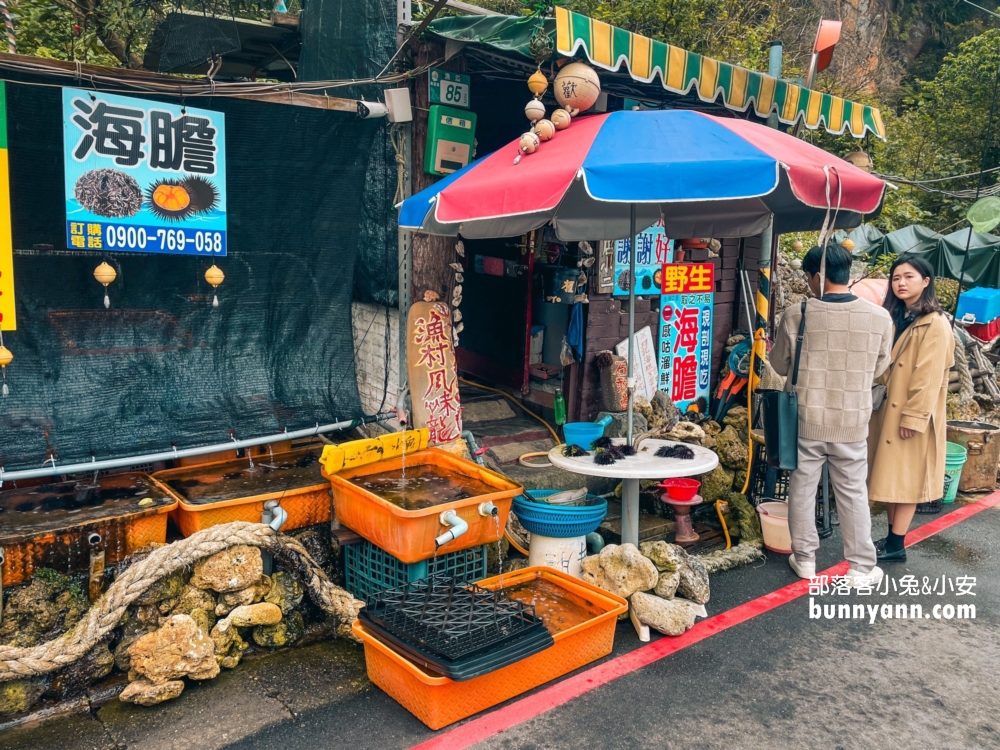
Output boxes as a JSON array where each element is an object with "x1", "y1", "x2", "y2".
[{"x1": 762, "y1": 300, "x2": 806, "y2": 470}]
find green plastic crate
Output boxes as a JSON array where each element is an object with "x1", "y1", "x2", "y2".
[{"x1": 343, "y1": 539, "x2": 488, "y2": 603}]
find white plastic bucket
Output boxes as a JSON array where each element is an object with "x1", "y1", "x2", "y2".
[
  {"x1": 757, "y1": 501, "x2": 792, "y2": 554},
  {"x1": 528, "y1": 534, "x2": 588, "y2": 578}
]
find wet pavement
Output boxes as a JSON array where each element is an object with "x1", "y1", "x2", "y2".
[{"x1": 2, "y1": 497, "x2": 997, "y2": 749}]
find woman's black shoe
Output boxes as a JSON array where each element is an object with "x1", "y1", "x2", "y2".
[
  {"x1": 874, "y1": 537, "x2": 907, "y2": 562},
  {"x1": 876, "y1": 546, "x2": 907, "y2": 562}
]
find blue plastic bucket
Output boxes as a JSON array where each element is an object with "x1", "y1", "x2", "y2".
[{"x1": 562, "y1": 422, "x2": 605, "y2": 450}]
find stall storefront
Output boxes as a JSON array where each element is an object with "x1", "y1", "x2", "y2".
[{"x1": 411, "y1": 7, "x2": 885, "y2": 424}]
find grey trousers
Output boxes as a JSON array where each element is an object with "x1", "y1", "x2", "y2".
[{"x1": 786, "y1": 437, "x2": 877, "y2": 573}]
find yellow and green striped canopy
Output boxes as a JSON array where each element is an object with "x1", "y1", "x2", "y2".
[{"x1": 555, "y1": 7, "x2": 884, "y2": 139}]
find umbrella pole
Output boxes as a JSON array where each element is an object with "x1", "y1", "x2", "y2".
[
  {"x1": 623, "y1": 203, "x2": 639, "y2": 549},
  {"x1": 627, "y1": 204, "x2": 636, "y2": 445}
]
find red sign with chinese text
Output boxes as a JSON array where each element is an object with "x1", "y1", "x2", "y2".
[{"x1": 660, "y1": 262, "x2": 715, "y2": 296}]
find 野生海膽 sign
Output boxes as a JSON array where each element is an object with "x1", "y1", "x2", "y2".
[
  {"x1": 658, "y1": 263, "x2": 715, "y2": 411},
  {"x1": 613, "y1": 219, "x2": 672, "y2": 297},
  {"x1": 62, "y1": 88, "x2": 227, "y2": 256}
]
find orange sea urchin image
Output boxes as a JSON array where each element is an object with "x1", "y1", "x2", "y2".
[{"x1": 146, "y1": 177, "x2": 219, "y2": 221}]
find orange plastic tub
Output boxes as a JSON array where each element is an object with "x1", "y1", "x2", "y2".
[
  {"x1": 353, "y1": 566, "x2": 628, "y2": 729},
  {"x1": 0, "y1": 473, "x2": 177, "y2": 586},
  {"x1": 153, "y1": 449, "x2": 330, "y2": 537},
  {"x1": 325, "y1": 448, "x2": 522, "y2": 563}
]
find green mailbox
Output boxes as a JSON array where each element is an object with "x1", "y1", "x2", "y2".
[{"x1": 424, "y1": 105, "x2": 477, "y2": 176}]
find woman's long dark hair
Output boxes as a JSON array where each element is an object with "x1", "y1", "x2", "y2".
[{"x1": 883, "y1": 254, "x2": 944, "y2": 324}]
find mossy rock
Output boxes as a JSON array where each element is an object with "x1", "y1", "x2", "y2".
[
  {"x1": 699, "y1": 465, "x2": 735, "y2": 504},
  {"x1": 0, "y1": 571, "x2": 88, "y2": 648},
  {"x1": 136, "y1": 569, "x2": 188, "y2": 606},
  {"x1": 714, "y1": 426, "x2": 748, "y2": 471},
  {"x1": 253, "y1": 611, "x2": 306, "y2": 648},
  {"x1": 0, "y1": 679, "x2": 47, "y2": 716}
]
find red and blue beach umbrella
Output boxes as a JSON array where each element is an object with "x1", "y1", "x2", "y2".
[{"x1": 399, "y1": 109, "x2": 886, "y2": 241}]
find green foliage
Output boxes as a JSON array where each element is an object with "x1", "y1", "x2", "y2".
[{"x1": 877, "y1": 29, "x2": 1000, "y2": 230}]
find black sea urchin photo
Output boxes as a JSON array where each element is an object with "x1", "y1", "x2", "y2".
[{"x1": 75, "y1": 169, "x2": 143, "y2": 218}]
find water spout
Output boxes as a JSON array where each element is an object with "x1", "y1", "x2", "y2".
[
  {"x1": 435, "y1": 509, "x2": 469, "y2": 548},
  {"x1": 395, "y1": 384, "x2": 411, "y2": 430},
  {"x1": 478, "y1": 501, "x2": 499, "y2": 517}
]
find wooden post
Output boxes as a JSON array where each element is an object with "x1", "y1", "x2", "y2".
[{"x1": 411, "y1": 41, "x2": 466, "y2": 302}]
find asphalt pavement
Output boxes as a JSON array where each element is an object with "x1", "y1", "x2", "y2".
[{"x1": 3, "y1": 497, "x2": 997, "y2": 750}]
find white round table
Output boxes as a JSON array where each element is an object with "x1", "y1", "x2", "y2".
[{"x1": 547, "y1": 438, "x2": 719, "y2": 548}]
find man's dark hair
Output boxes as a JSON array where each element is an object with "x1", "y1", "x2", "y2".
[{"x1": 801, "y1": 243, "x2": 852, "y2": 285}]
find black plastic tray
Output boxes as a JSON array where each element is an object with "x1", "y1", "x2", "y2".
[
  {"x1": 358, "y1": 609, "x2": 554, "y2": 681},
  {"x1": 365, "y1": 575, "x2": 543, "y2": 661}
]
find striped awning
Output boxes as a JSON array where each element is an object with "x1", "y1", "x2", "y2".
[{"x1": 555, "y1": 7, "x2": 885, "y2": 139}]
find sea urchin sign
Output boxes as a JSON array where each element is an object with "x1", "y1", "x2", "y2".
[
  {"x1": 146, "y1": 176, "x2": 219, "y2": 221},
  {"x1": 75, "y1": 169, "x2": 143, "y2": 218}
]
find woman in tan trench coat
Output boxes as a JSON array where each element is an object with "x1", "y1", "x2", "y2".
[{"x1": 868, "y1": 255, "x2": 954, "y2": 563}]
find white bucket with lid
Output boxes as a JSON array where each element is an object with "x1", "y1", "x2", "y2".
[{"x1": 757, "y1": 501, "x2": 792, "y2": 554}]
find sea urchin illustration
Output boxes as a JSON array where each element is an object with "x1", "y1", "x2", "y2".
[{"x1": 75, "y1": 169, "x2": 143, "y2": 218}]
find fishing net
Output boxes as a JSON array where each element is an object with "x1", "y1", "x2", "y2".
[{"x1": 0, "y1": 78, "x2": 381, "y2": 468}]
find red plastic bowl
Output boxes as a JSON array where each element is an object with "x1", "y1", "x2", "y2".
[{"x1": 657, "y1": 478, "x2": 701, "y2": 501}]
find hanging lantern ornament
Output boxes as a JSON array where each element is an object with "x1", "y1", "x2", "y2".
[
  {"x1": 534, "y1": 119, "x2": 556, "y2": 142},
  {"x1": 515, "y1": 131, "x2": 541, "y2": 165},
  {"x1": 204, "y1": 264, "x2": 225, "y2": 307},
  {"x1": 551, "y1": 108, "x2": 572, "y2": 130},
  {"x1": 554, "y1": 62, "x2": 601, "y2": 116},
  {"x1": 0, "y1": 333, "x2": 11, "y2": 397},
  {"x1": 524, "y1": 99, "x2": 546, "y2": 123},
  {"x1": 94, "y1": 261, "x2": 117, "y2": 309},
  {"x1": 527, "y1": 68, "x2": 548, "y2": 98}
]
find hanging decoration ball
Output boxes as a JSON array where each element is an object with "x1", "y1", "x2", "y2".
[
  {"x1": 519, "y1": 131, "x2": 541, "y2": 155},
  {"x1": 204, "y1": 264, "x2": 225, "y2": 308},
  {"x1": 527, "y1": 69, "x2": 548, "y2": 97},
  {"x1": 843, "y1": 150, "x2": 873, "y2": 173},
  {"x1": 525, "y1": 99, "x2": 546, "y2": 122},
  {"x1": 534, "y1": 119, "x2": 556, "y2": 142},
  {"x1": 94, "y1": 261, "x2": 117, "y2": 309},
  {"x1": 0, "y1": 344, "x2": 11, "y2": 398},
  {"x1": 791, "y1": 240, "x2": 804, "y2": 253},
  {"x1": 551, "y1": 108, "x2": 572, "y2": 130},
  {"x1": 841, "y1": 238, "x2": 855, "y2": 252},
  {"x1": 553, "y1": 62, "x2": 601, "y2": 116}
]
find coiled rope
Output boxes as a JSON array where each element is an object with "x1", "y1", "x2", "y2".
[{"x1": 0, "y1": 522, "x2": 363, "y2": 682}]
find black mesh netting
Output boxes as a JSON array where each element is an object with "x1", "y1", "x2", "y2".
[
  {"x1": 300, "y1": 0, "x2": 399, "y2": 307},
  {"x1": 148, "y1": 10, "x2": 242, "y2": 73},
  {"x1": 0, "y1": 79, "x2": 379, "y2": 468}
]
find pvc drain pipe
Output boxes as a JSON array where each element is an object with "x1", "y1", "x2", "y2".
[{"x1": 435, "y1": 510, "x2": 469, "y2": 548}]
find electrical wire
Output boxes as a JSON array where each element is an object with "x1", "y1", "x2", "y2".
[{"x1": 0, "y1": 55, "x2": 442, "y2": 100}]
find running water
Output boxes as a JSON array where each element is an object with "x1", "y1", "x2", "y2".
[
  {"x1": 399, "y1": 430, "x2": 408, "y2": 486},
  {"x1": 246, "y1": 449, "x2": 256, "y2": 472},
  {"x1": 493, "y1": 512, "x2": 504, "y2": 589}
]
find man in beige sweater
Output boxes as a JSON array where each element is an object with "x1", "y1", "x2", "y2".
[{"x1": 771, "y1": 243, "x2": 892, "y2": 588}]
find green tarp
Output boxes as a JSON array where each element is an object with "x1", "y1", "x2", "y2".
[
  {"x1": 426, "y1": 14, "x2": 551, "y2": 59},
  {"x1": 848, "y1": 223, "x2": 1000, "y2": 288}
]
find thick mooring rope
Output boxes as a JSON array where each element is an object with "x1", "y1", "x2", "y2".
[{"x1": 0, "y1": 522, "x2": 364, "y2": 682}]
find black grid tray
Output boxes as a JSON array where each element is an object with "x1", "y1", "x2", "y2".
[
  {"x1": 364, "y1": 575, "x2": 543, "y2": 661},
  {"x1": 358, "y1": 609, "x2": 553, "y2": 681}
]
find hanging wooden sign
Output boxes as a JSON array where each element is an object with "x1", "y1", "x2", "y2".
[
  {"x1": 0, "y1": 82, "x2": 15, "y2": 332},
  {"x1": 406, "y1": 301, "x2": 463, "y2": 445}
]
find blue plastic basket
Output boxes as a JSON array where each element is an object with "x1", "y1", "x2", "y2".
[
  {"x1": 343, "y1": 539, "x2": 488, "y2": 603},
  {"x1": 512, "y1": 490, "x2": 608, "y2": 538}
]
